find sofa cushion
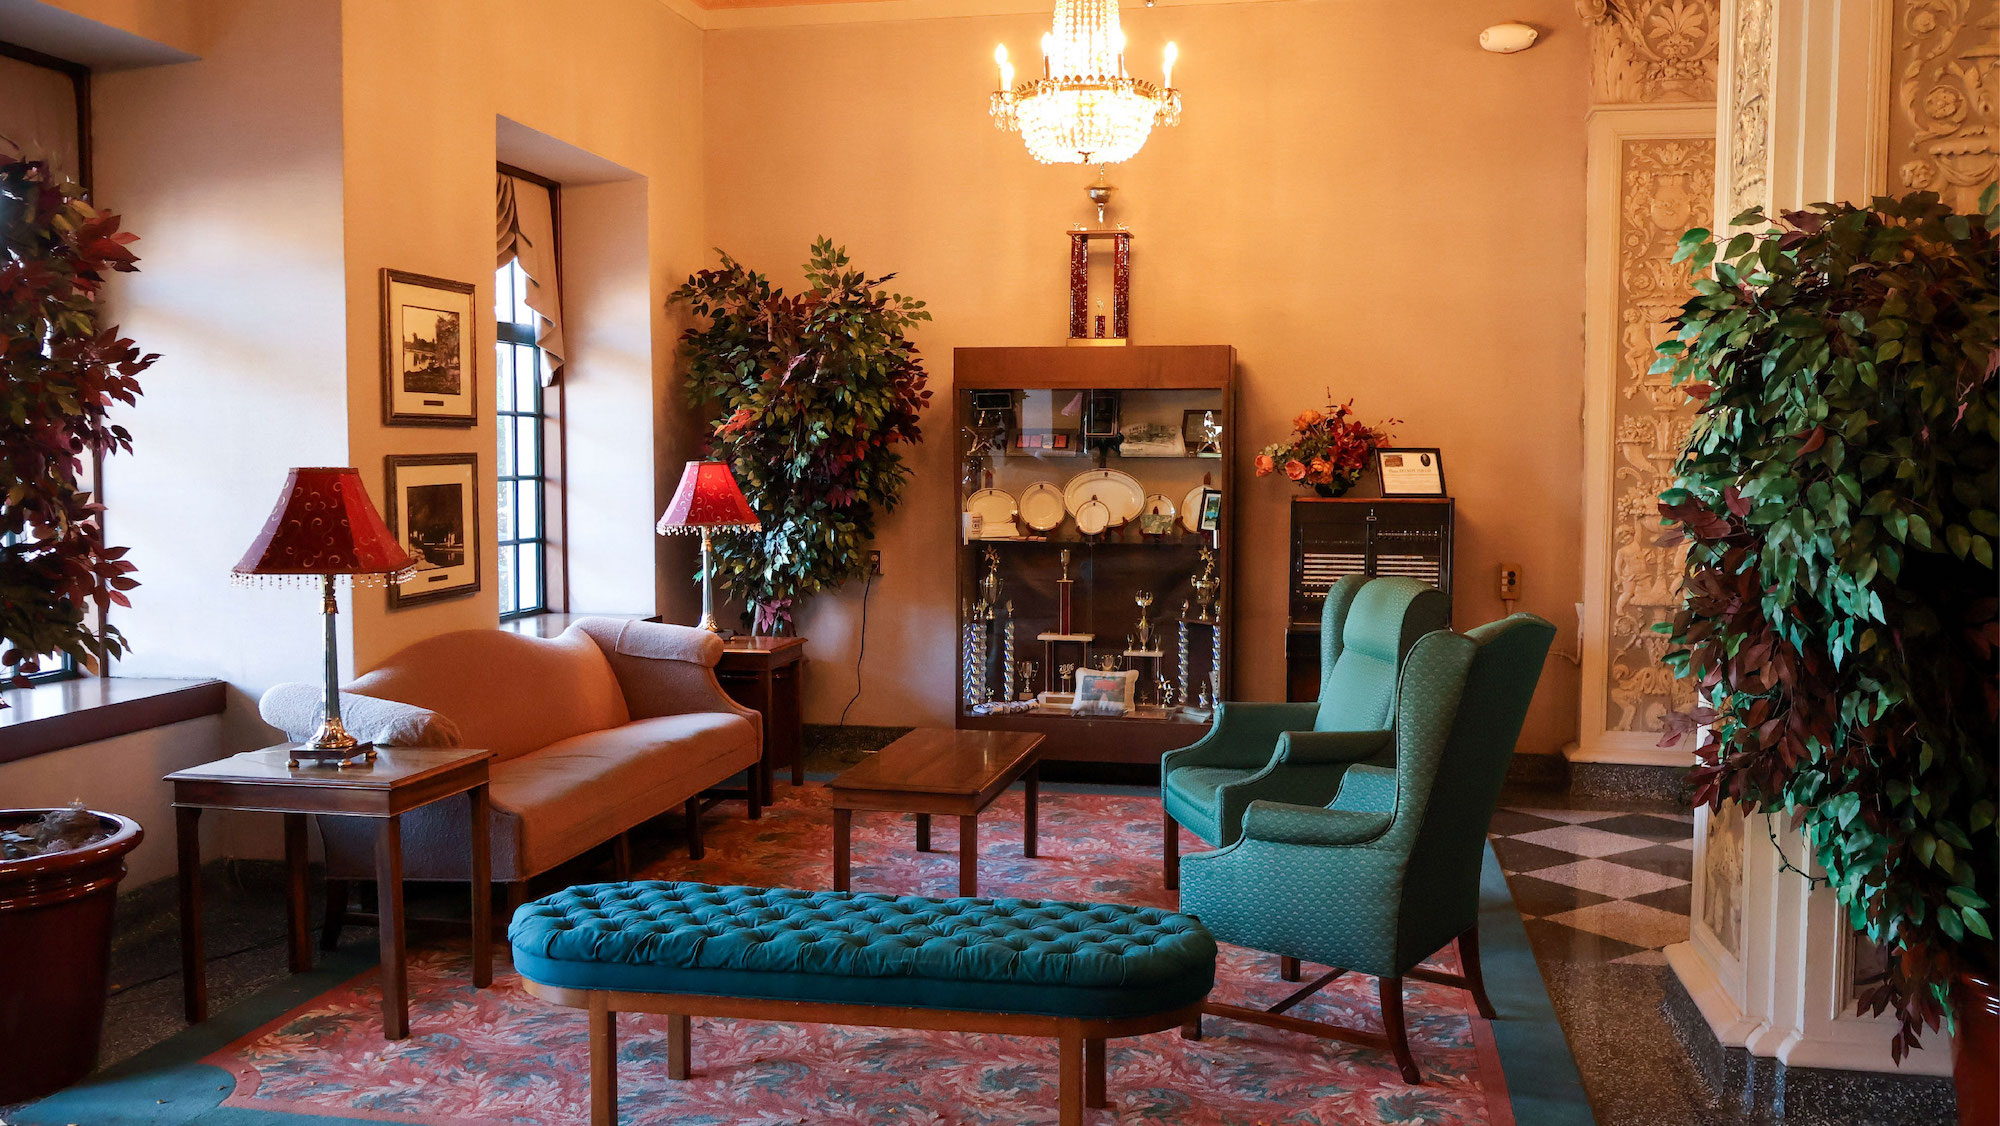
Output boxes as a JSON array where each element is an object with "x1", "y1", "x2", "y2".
[
  {"x1": 347, "y1": 624, "x2": 628, "y2": 761},
  {"x1": 492, "y1": 712, "x2": 757, "y2": 877},
  {"x1": 509, "y1": 882, "x2": 1217, "y2": 1020}
]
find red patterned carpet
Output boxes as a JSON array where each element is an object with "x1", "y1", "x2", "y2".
[{"x1": 203, "y1": 785, "x2": 1514, "y2": 1125}]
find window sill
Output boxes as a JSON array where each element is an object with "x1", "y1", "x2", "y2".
[{"x1": 0, "y1": 677, "x2": 227, "y2": 766}]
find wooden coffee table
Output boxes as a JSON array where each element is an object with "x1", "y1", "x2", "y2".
[
  {"x1": 828, "y1": 729, "x2": 1044, "y2": 897},
  {"x1": 167, "y1": 744, "x2": 494, "y2": 1040}
]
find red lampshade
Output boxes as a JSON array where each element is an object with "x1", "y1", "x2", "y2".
[
  {"x1": 233, "y1": 467, "x2": 417, "y2": 576},
  {"x1": 657, "y1": 460, "x2": 760, "y2": 534}
]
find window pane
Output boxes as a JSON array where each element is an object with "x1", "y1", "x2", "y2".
[
  {"x1": 519, "y1": 543, "x2": 542, "y2": 611},
  {"x1": 494, "y1": 258, "x2": 512, "y2": 323},
  {"x1": 516, "y1": 480, "x2": 539, "y2": 539},
  {"x1": 497, "y1": 476, "x2": 516, "y2": 542},
  {"x1": 495, "y1": 341, "x2": 514, "y2": 413},
  {"x1": 514, "y1": 347, "x2": 538, "y2": 412},
  {"x1": 497, "y1": 415, "x2": 516, "y2": 477},
  {"x1": 497, "y1": 545, "x2": 517, "y2": 616},
  {"x1": 515, "y1": 416, "x2": 539, "y2": 476}
]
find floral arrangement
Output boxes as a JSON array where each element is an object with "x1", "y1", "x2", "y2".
[{"x1": 1254, "y1": 399, "x2": 1397, "y2": 497}]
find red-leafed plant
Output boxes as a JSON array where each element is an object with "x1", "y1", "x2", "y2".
[
  {"x1": 1253, "y1": 397, "x2": 1398, "y2": 498},
  {"x1": 1, "y1": 154, "x2": 149, "y2": 697},
  {"x1": 1657, "y1": 189, "x2": 1998, "y2": 1061}
]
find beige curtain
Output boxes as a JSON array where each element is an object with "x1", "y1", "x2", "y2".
[{"x1": 496, "y1": 172, "x2": 566, "y2": 385}]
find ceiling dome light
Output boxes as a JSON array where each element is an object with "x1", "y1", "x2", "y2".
[{"x1": 990, "y1": 0, "x2": 1181, "y2": 166}]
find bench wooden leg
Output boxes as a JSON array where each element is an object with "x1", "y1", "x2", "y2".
[
  {"x1": 1084, "y1": 1037, "x2": 1106, "y2": 1108},
  {"x1": 1057, "y1": 1024, "x2": 1084, "y2": 1126},
  {"x1": 915, "y1": 813, "x2": 930, "y2": 852},
  {"x1": 666, "y1": 1012, "x2": 691, "y2": 1080},
  {"x1": 589, "y1": 1000, "x2": 617, "y2": 1126}
]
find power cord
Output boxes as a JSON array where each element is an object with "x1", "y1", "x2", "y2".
[{"x1": 837, "y1": 568, "x2": 874, "y2": 726}]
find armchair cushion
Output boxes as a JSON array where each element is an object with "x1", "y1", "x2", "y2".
[{"x1": 1240, "y1": 801, "x2": 1393, "y2": 848}]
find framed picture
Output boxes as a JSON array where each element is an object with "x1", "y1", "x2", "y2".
[
  {"x1": 1196, "y1": 487, "x2": 1223, "y2": 533},
  {"x1": 385, "y1": 453, "x2": 480, "y2": 608},
  {"x1": 1071, "y1": 668, "x2": 1138, "y2": 716},
  {"x1": 1181, "y1": 409, "x2": 1224, "y2": 458},
  {"x1": 381, "y1": 269, "x2": 478, "y2": 427},
  {"x1": 1118, "y1": 419, "x2": 1185, "y2": 457},
  {"x1": 1083, "y1": 390, "x2": 1121, "y2": 438},
  {"x1": 1376, "y1": 447, "x2": 1447, "y2": 497}
]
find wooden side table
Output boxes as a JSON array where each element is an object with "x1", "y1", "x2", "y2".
[
  {"x1": 166, "y1": 745, "x2": 494, "y2": 1040},
  {"x1": 717, "y1": 635, "x2": 807, "y2": 796}
]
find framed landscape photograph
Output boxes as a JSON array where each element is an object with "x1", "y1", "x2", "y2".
[
  {"x1": 385, "y1": 453, "x2": 480, "y2": 608},
  {"x1": 381, "y1": 269, "x2": 477, "y2": 426}
]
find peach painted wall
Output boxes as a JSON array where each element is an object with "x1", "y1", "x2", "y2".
[
  {"x1": 336, "y1": 0, "x2": 709, "y2": 669},
  {"x1": 702, "y1": 0, "x2": 1589, "y2": 755}
]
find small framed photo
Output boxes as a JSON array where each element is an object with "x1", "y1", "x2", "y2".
[
  {"x1": 1181, "y1": 409, "x2": 1224, "y2": 458},
  {"x1": 1072, "y1": 667, "x2": 1138, "y2": 716},
  {"x1": 381, "y1": 269, "x2": 478, "y2": 427},
  {"x1": 1118, "y1": 419, "x2": 1185, "y2": 457},
  {"x1": 1376, "y1": 448, "x2": 1447, "y2": 497},
  {"x1": 1196, "y1": 487, "x2": 1223, "y2": 534},
  {"x1": 1083, "y1": 390, "x2": 1121, "y2": 438},
  {"x1": 385, "y1": 453, "x2": 481, "y2": 608}
]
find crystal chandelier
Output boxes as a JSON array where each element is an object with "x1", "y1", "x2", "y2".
[{"x1": 989, "y1": 0, "x2": 1180, "y2": 166}]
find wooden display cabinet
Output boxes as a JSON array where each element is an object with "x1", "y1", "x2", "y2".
[{"x1": 952, "y1": 346, "x2": 1235, "y2": 765}]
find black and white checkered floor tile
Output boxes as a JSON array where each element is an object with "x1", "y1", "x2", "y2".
[{"x1": 1488, "y1": 807, "x2": 1695, "y2": 966}]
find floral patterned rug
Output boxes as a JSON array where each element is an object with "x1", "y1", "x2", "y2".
[{"x1": 197, "y1": 785, "x2": 1515, "y2": 1125}]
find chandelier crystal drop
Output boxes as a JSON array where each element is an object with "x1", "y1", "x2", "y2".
[{"x1": 990, "y1": 0, "x2": 1181, "y2": 166}]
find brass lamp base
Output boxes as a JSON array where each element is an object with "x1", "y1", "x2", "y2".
[{"x1": 287, "y1": 742, "x2": 377, "y2": 769}]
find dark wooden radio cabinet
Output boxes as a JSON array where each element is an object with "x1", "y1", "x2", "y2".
[{"x1": 1284, "y1": 496, "x2": 1454, "y2": 701}]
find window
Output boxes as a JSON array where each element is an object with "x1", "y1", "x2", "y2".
[{"x1": 494, "y1": 257, "x2": 548, "y2": 618}]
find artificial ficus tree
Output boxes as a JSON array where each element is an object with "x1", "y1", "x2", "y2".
[
  {"x1": 0, "y1": 155, "x2": 148, "y2": 698},
  {"x1": 669, "y1": 239, "x2": 930, "y2": 632},
  {"x1": 1656, "y1": 189, "x2": 1998, "y2": 1060}
]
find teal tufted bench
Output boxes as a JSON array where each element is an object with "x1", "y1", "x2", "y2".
[{"x1": 510, "y1": 881, "x2": 1217, "y2": 1125}]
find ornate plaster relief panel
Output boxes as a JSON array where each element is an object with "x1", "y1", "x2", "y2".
[
  {"x1": 1578, "y1": 0, "x2": 1723, "y2": 104},
  {"x1": 1726, "y1": 0, "x2": 1775, "y2": 217},
  {"x1": 1606, "y1": 138, "x2": 1712, "y2": 734},
  {"x1": 1889, "y1": 0, "x2": 1999, "y2": 212}
]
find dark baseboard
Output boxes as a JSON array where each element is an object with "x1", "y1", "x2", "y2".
[
  {"x1": 1504, "y1": 751, "x2": 1569, "y2": 789},
  {"x1": 1568, "y1": 761, "x2": 1693, "y2": 805},
  {"x1": 1661, "y1": 963, "x2": 1956, "y2": 1124}
]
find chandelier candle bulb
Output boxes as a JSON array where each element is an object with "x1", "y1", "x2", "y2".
[{"x1": 1163, "y1": 41, "x2": 1176, "y2": 89}]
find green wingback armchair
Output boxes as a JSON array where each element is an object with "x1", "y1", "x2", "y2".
[
  {"x1": 1177, "y1": 613, "x2": 1557, "y2": 1084},
  {"x1": 1160, "y1": 574, "x2": 1449, "y2": 889}
]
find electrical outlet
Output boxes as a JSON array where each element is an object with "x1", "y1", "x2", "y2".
[
  {"x1": 1497, "y1": 562, "x2": 1523, "y2": 600},
  {"x1": 867, "y1": 550, "x2": 884, "y2": 576}
]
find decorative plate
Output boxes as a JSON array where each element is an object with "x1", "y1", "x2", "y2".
[
  {"x1": 1141, "y1": 492, "x2": 1177, "y2": 518},
  {"x1": 1182, "y1": 484, "x2": 1215, "y2": 533},
  {"x1": 1074, "y1": 498, "x2": 1112, "y2": 537},
  {"x1": 1064, "y1": 469, "x2": 1144, "y2": 527},
  {"x1": 1019, "y1": 481, "x2": 1067, "y2": 532},
  {"x1": 965, "y1": 488, "x2": 1017, "y2": 526}
]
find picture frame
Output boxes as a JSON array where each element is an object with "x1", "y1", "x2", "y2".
[
  {"x1": 1181, "y1": 408, "x2": 1224, "y2": 458},
  {"x1": 381, "y1": 268, "x2": 478, "y2": 427},
  {"x1": 1082, "y1": 390, "x2": 1121, "y2": 438},
  {"x1": 1117, "y1": 419, "x2": 1185, "y2": 458},
  {"x1": 1071, "y1": 667, "x2": 1138, "y2": 716},
  {"x1": 1376, "y1": 447, "x2": 1447, "y2": 497},
  {"x1": 385, "y1": 453, "x2": 481, "y2": 608},
  {"x1": 1196, "y1": 487, "x2": 1223, "y2": 534}
]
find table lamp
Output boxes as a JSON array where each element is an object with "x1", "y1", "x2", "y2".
[
  {"x1": 656, "y1": 460, "x2": 760, "y2": 633},
  {"x1": 232, "y1": 467, "x2": 417, "y2": 766}
]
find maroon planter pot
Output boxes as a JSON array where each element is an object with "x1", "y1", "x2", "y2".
[
  {"x1": 1958, "y1": 972, "x2": 1999, "y2": 1126},
  {"x1": 0, "y1": 810, "x2": 144, "y2": 1105}
]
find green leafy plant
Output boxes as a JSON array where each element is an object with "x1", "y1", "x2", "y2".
[
  {"x1": 0, "y1": 154, "x2": 148, "y2": 698},
  {"x1": 1656, "y1": 188, "x2": 1998, "y2": 1060},
  {"x1": 669, "y1": 239, "x2": 930, "y2": 632}
]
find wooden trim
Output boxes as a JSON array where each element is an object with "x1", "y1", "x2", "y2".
[
  {"x1": 953, "y1": 345, "x2": 1234, "y2": 390},
  {"x1": 520, "y1": 978, "x2": 1199, "y2": 1040},
  {"x1": 0, "y1": 679, "x2": 224, "y2": 766}
]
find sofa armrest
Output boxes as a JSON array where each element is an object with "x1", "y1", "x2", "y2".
[
  {"x1": 258, "y1": 683, "x2": 461, "y2": 748},
  {"x1": 573, "y1": 619, "x2": 760, "y2": 741}
]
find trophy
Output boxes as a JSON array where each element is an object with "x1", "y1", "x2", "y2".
[
  {"x1": 980, "y1": 547, "x2": 1004, "y2": 621},
  {"x1": 1189, "y1": 545, "x2": 1220, "y2": 623},
  {"x1": 1131, "y1": 589, "x2": 1155, "y2": 650},
  {"x1": 1056, "y1": 548, "x2": 1076, "y2": 633},
  {"x1": 1195, "y1": 409, "x2": 1223, "y2": 456},
  {"x1": 1018, "y1": 660, "x2": 1040, "y2": 701}
]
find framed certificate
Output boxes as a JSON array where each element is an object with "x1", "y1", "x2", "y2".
[{"x1": 1376, "y1": 448, "x2": 1446, "y2": 497}]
